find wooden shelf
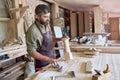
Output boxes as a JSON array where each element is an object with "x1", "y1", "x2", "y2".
[
  {"x1": 0, "y1": 44, "x2": 27, "y2": 65},
  {"x1": 0, "y1": 52, "x2": 27, "y2": 65},
  {"x1": 2, "y1": 44, "x2": 26, "y2": 53},
  {"x1": 0, "y1": 44, "x2": 26, "y2": 56},
  {"x1": 0, "y1": 18, "x2": 10, "y2": 22}
]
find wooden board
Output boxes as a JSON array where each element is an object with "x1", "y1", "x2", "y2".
[{"x1": 0, "y1": 61, "x2": 25, "y2": 79}]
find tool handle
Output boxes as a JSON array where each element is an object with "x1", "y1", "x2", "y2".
[{"x1": 51, "y1": 76, "x2": 57, "y2": 80}]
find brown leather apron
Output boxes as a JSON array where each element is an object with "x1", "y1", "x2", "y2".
[{"x1": 35, "y1": 22, "x2": 54, "y2": 68}]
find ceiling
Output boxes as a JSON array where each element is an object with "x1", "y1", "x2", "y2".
[{"x1": 54, "y1": 0, "x2": 120, "y2": 13}]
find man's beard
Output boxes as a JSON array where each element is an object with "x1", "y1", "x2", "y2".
[{"x1": 40, "y1": 21, "x2": 49, "y2": 26}]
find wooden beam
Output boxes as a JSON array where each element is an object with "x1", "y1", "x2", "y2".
[
  {"x1": 9, "y1": 5, "x2": 29, "y2": 14},
  {"x1": 0, "y1": 47, "x2": 26, "y2": 56},
  {"x1": 0, "y1": 51, "x2": 27, "y2": 65},
  {"x1": 2, "y1": 44, "x2": 26, "y2": 52},
  {"x1": 20, "y1": 6, "x2": 29, "y2": 17},
  {"x1": 2, "y1": 70, "x2": 24, "y2": 80},
  {"x1": 0, "y1": 61, "x2": 25, "y2": 78},
  {"x1": 0, "y1": 18, "x2": 10, "y2": 22},
  {"x1": 9, "y1": 8, "x2": 19, "y2": 13},
  {"x1": 9, "y1": 70, "x2": 24, "y2": 80}
]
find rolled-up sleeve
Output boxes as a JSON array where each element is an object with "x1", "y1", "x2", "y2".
[{"x1": 26, "y1": 29, "x2": 37, "y2": 55}]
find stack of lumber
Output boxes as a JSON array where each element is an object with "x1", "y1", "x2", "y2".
[{"x1": 0, "y1": 61, "x2": 25, "y2": 80}]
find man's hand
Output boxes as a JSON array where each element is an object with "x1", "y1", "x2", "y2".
[
  {"x1": 61, "y1": 36, "x2": 69, "y2": 41},
  {"x1": 47, "y1": 57, "x2": 58, "y2": 65}
]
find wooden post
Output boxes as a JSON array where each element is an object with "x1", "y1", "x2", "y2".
[{"x1": 94, "y1": 6, "x2": 104, "y2": 33}]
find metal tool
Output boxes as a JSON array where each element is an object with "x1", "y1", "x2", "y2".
[
  {"x1": 51, "y1": 71, "x2": 75, "y2": 80},
  {"x1": 51, "y1": 76, "x2": 57, "y2": 80},
  {"x1": 94, "y1": 69, "x2": 101, "y2": 75},
  {"x1": 36, "y1": 64, "x2": 63, "y2": 72},
  {"x1": 52, "y1": 64, "x2": 63, "y2": 72}
]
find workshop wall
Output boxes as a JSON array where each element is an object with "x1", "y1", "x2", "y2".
[{"x1": 0, "y1": 0, "x2": 9, "y2": 44}]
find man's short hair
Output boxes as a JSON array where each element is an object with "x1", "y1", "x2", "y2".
[{"x1": 35, "y1": 4, "x2": 50, "y2": 15}]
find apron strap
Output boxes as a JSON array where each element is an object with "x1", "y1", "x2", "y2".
[{"x1": 35, "y1": 21, "x2": 43, "y2": 36}]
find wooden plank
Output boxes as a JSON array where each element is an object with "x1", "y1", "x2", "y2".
[
  {"x1": 8, "y1": 49, "x2": 26, "y2": 57},
  {"x1": 0, "y1": 47, "x2": 27, "y2": 66},
  {"x1": 85, "y1": 61, "x2": 93, "y2": 73},
  {"x1": 2, "y1": 66, "x2": 25, "y2": 79},
  {"x1": 9, "y1": 8, "x2": 19, "y2": 13},
  {"x1": 0, "y1": 18, "x2": 10, "y2": 21},
  {"x1": 2, "y1": 44, "x2": 26, "y2": 52},
  {"x1": 9, "y1": 6, "x2": 29, "y2": 13},
  {"x1": 0, "y1": 52, "x2": 27, "y2": 64},
  {"x1": 0, "y1": 47, "x2": 26, "y2": 56},
  {"x1": 9, "y1": 70, "x2": 24, "y2": 80},
  {"x1": 1, "y1": 70, "x2": 24, "y2": 80},
  {"x1": 0, "y1": 61, "x2": 25, "y2": 78},
  {"x1": 20, "y1": 6, "x2": 29, "y2": 17},
  {"x1": 0, "y1": 59, "x2": 16, "y2": 69},
  {"x1": 9, "y1": 5, "x2": 29, "y2": 18}
]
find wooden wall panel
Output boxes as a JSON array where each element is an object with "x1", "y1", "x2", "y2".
[
  {"x1": 78, "y1": 12, "x2": 84, "y2": 36},
  {"x1": 0, "y1": 22, "x2": 8, "y2": 43},
  {"x1": 0, "y1": 0, "x2": 9, "y2": 44},
  {"x1": 109, "y1": 17, "x2": 120, "y2": 40},
  {"x1": 70, "y1": 12, "x2": 77, "y2": 39},
  {"x1": 84, "y1": 12, "x2": 90, "y2": 33}
]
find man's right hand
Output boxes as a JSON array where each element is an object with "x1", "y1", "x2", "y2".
[
  {"x1": 47, "y1": 57, "x2": 58, "y2": 65},
  {"x1": 61, "y1": 36, "x2": 70, "y2": 41}
]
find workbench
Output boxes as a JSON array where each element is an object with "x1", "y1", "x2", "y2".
[
  {"x1": 25, "y1": 52, "x2": 120, "y2": 80},
  {"x1": 54, "y1": 41, "x2": 120, "y2": 53},
  {"x1": 70, "y1": 41, "x2": 120, "y2": 53}
]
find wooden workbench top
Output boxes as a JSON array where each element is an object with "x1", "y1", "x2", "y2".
[{"x1": 25, "y1": 52, "x2": 120, "y2": 80}]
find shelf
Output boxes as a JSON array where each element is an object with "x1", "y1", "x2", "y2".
[
  {"x1": 0, "y1": 51, "x2": 27, "y2": 65},
  {"x1": 0, "y1": 44, "x2": 26, "y2": 56},
  {"x1": 2, "y1": 44, "x2": 26, "y2": 53},
  {"x1": 0, "y1": 44, "x2": 27, "y2": 65},
  {"x1": 0, "y1": 18, "x2": 10, "y2": 22}
]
